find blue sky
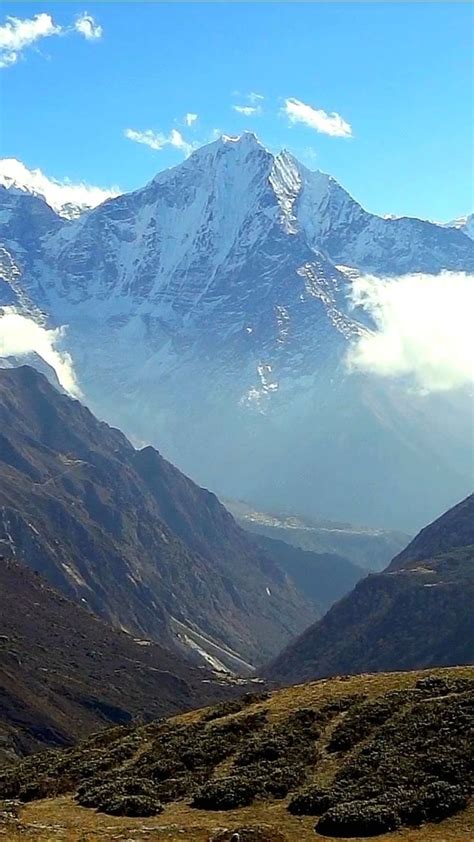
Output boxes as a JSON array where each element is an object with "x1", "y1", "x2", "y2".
[{"x1": 1, "y1": 2, "x2": 472, "y2": 220}]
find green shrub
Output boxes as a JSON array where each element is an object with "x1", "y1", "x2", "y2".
[
  {"x1": 415, "y1": 675, "x2": 474, "y2": 697},
  {"x1": 192, "y1": 775, "x2": 257, "y2": 810},
  {"x1": 399, "y1": 781, "x2": 469, "y2": 826},
  {"x1": 316, "y1": 801, "x2": 401, "y2": 837},
  {"x1": 288, "y1": 786, "x2": 333, "y2": 815}
]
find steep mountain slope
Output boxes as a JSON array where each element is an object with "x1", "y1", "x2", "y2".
[
  {"x1": 226, "y1": 499, "x2": 410, "y2": 571},
  {"x1": 265, "y1": 495, "x2": 474, "y2": 684},
  {"x1": 1, "y1": 135, "x2": 473, "y2": 531},
  {"x1": 389, "y1": 494, "x2": 474, "y2": 570},
  {"x1": 0, "y1": 366, "x2": 314, "y2": 668},
  {"x1": 0, "y1": 555, "x2": 235, "y2": 764},
  {"x1": 0, "y1": 668, "x2": 472, "y2": 841},
  {"x1": 248, "y1": 533, "x2": 363, "y2": 613}
]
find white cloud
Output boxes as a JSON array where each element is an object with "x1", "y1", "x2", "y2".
[
  {"x1": 125, "y1": 128, "x2": 168, "y2": 151},
  {"x1": 0, "y1": 12, "x2": 61, "y2": 67},
  {"x1": 74, "y1": 13, "x2": 102, "y2": 41},
  {"x1": 0, "y1": 10, "x2": 102, "y2": 68},
  {"x1": 232, "y1": 105, "x2": 261, "y2": 116},
  {"x1": 283, "y1": 97, "x2": 352, "y2": 138},
  {"x1": 125, "y1": 127, "x2": 194, "y2": 157},
  {"x1": 0, "y1": 309, "x2": 80, "y2": 396},
  {"x1": 347, "y1": 272, "x2": 474, "y2": 392},
  {"x1": 169, "y1": 129, "x2": 194, "y2": 156},
  {"x1": 0, "y1": 158, "x2": 119, "y2": 218},
  {"x1": 184, "y1": 112, "x2": 198, "y2": 127},
  {"x1": 248, "y1": 92, "x2": 264, "y2": 103}
]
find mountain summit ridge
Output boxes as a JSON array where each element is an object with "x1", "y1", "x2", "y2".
[{"x1": 1, "y1": 136, "x2": 473, "y2": 530}]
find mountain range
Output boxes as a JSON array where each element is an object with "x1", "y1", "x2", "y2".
[{"x1": 1, "y1": 134, "x2": 473, "y2": 532}]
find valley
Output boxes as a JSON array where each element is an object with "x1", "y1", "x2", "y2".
[{"x1": 0, "y1": 10, "x2": 473, "y2": 837}]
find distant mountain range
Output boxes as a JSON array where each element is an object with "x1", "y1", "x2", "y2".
[
  {"x1": 266, "y1": 494, "x2": 474, "y2": 684},
  {"x1": 1, "y1": 135, "x2": 473, "y2": 532},
  {"x1": 226, "y1": 498, "x2": 410, "y2": 571}
]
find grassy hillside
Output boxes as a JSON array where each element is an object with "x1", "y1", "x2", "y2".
[{"x1": 1, "y1": 667, "x2": 473, "y2": 841}]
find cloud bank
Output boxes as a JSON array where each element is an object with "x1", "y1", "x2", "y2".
[
  {"x1": 0, "y1": 11, "x2": 102, "y2": 68},
  {"x1": 0, "y1": 158, "x2": 119, "y2": 217},
  {"x1": 0, "y1": 309, "x2": 80, "y2": 396},
  {"x1": 283, "y1": 97, "x2": 352, "y2": 138},
  {"x1": 347, "y1": 271, "x2": 474, "y2": 392}
]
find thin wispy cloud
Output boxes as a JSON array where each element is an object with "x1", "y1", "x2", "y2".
[
  {"x1": 0, "y1": 11, "x2": 102, "y2": 69},
  {"x1": 248, "y1": 92, "x2": 264, "y2": 104},
  {"x1": 283, "y1": 97, "x2": 352, "y2": 138},
  {"x1": 125, "y1": 127, "x2": 195, "y2": 157},
  {"x1": 232, "y1": 105, "x2": 261, "y2": 116},
  {"x1": 347, "y1": 271, "x2": 474, "y2": 392},
  {"x1": 184, "y1": 113, "x2": 198, "y2": 127}
]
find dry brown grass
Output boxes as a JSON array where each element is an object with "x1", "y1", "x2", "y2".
[{"x1": 7, "y1": 797, "x2": 474, "y2": 841}]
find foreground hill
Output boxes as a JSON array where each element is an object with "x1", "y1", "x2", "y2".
[
  {"x1": 0, "y1": 366, "x2": 314, "y2": 669},
  {"x1": 266, "y1": 496, "x2": 474, "y2": 685},
  {"x1": 0, "y1": 556, "x2": 236, "y2": 764},
  {"x1": 0, "y1": 667, "x2": 472, "y2": 840}
]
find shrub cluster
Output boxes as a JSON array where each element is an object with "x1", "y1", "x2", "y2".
[
  {"x1": 193, "y1": 707, "x2": 323, "y2": 811},
  {"x1": 327, "y1": 690, "x2": 414, "y2": 753},
  {"x1": 76, "y1": 777, "x2": 163, "y2": 816},
  {"x1": 316, "y1": 801, "x2": 401, "y2": 837},
  {"x1": 290, "y1": 683, "x2": 474, "y2": 836}
]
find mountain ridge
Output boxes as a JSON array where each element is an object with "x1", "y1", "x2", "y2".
[{"x1": 0, "y1": 365, "x2": 314, "y2": 668}]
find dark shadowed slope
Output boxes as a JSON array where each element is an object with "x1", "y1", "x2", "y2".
[
  {"x1": 0, "y1": 556, "x2": 235, "y2": 763},
  {"x1": 389, "y1": 494, "x2": 474, "y2": 570},
  {"x1": 0, "y1": 366, "x2": 314, "y2": 668},
  {"x1": 249, "y1": 533, "x2": 364, "y2": 613},
  {"x1": 265, "y1": 495, "x2": 474, "y2": 685}
]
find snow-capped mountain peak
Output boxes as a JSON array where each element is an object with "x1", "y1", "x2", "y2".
[
  {"x1": 0, "y1": 135, "x2": 473, "y2": 532},
  {"x1": 0, "y1": 158, "x2": 120, "y2": 220}
]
